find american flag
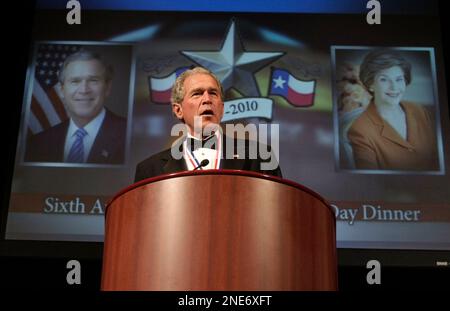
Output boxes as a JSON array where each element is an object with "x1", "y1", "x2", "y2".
[{"x1": 28, "y1": 44, "x2": 81, "y2": 135}]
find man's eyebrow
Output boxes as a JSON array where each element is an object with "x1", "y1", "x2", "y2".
[
  {"x1": 189, "y1": 87, "x2": 218, "y2": 94},
  {"x1": 189, "y1": 87, "x2": 205, "y2": 94}
]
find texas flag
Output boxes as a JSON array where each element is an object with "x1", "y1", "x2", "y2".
[
  {"x1": 149, "y1": 67, "x2": 190, "y2": 104},
  {"x1": 269, "y1": 68, "x2": 316, "y2": 107}
]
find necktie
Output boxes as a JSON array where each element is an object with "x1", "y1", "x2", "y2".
[
  {"x1": 186, "y1": 134, "x2": 217, "y2": 152},
  {"x1": 67, "y1": 128, "x2": 88, "y2": 163}
]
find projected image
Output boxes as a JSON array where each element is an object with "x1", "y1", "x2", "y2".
[
  {"x1": 332, "y1": 46, "x2": 443, "y2": 173},
  {"x1": 22, "y1": 42, "x2": 133, "y2": 166},
  {"x1": 5, "y1": 7, "x2": 450, "y2": 251}
]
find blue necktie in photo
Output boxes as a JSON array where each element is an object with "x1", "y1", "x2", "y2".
[{"x1": 67, "y1": 128, "x2": 88, "y2": 163}]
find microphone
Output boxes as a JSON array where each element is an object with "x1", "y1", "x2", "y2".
[{"x1": 194, "y1": 159, "x2": 209, "y2": 170}]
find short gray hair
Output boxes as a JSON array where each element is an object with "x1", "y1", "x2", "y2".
[
  {"x1": 58, "y1": 49, "x2": 114, "y2": 84},
  {"x1": 171, "y1": 67, "x2": 224, "y2": 103}
]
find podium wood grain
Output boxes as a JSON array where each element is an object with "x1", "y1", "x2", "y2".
[{"x1": 102, "y1": 171, "x2": 337, "y2": 290}]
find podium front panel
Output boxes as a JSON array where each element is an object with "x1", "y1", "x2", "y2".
[{"x1": 102, "y1": 172, "x2": 337, "y2": 290}]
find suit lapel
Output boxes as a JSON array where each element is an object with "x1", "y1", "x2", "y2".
[
  {"x1": 367, "y1": 103, "x2": 414, "y2": 149},
  {"x1": 161, "y1": 144, "x2": 187, "y2": 174},
  {"x1": 403, "y1": 103, "x2": 419, "y2": 146},
  {"x1": 54, "y1": 121, "x2": 69, "y2": 161},
  {"x1": 163, "y1": 156, "x2": 187, "y2": 174},
  {"x1": 89, "y1": 111, "x2": 112, "y2": 162}
]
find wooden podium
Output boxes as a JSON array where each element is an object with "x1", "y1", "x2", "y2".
[{"x1": 101, "y1": 170, "x2": 337, "y2": 290}]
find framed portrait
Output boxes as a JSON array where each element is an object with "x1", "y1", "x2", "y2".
[
  {"x1": 331, "y1": 46, "x2": 444, "y2": 174},
  {"x1": 20, "y1": 41, "x2": 135, "y2": 167}
]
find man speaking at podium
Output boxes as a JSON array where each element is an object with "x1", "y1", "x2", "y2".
[{"x1": 135, "y1": 67, "x2": 282, "y2": 182}]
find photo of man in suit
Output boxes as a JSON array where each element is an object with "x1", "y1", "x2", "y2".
[
  {"x1": 134, "y1": 67, "x2": 282, "y2": 182},
  {"x1": 25, "y1": 50, "x2": 127, "y2": 164}
]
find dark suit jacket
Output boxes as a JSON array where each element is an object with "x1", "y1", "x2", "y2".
[
  {"x1": 25, "y1": 109, "x2": 127, "y2": 164},
  {"x1": 135, "y1": 136, "x2": 282, "y2": 182}
]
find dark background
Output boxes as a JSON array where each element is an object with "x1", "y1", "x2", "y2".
[{"x1": 1, "y1": 1, "x2": 449, "y2": 294}]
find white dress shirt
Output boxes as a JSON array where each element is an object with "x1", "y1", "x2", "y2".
[{"x1": 184, "y1": 131, "x2": 222, "y2": 170}]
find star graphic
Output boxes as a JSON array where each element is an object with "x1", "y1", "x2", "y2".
[
  {"x1": 181, "y1": 20, "x2": 284, "y2": 96},
  {"x1": 273, "y1": 75, "x2": 286, "y2": 89}
]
